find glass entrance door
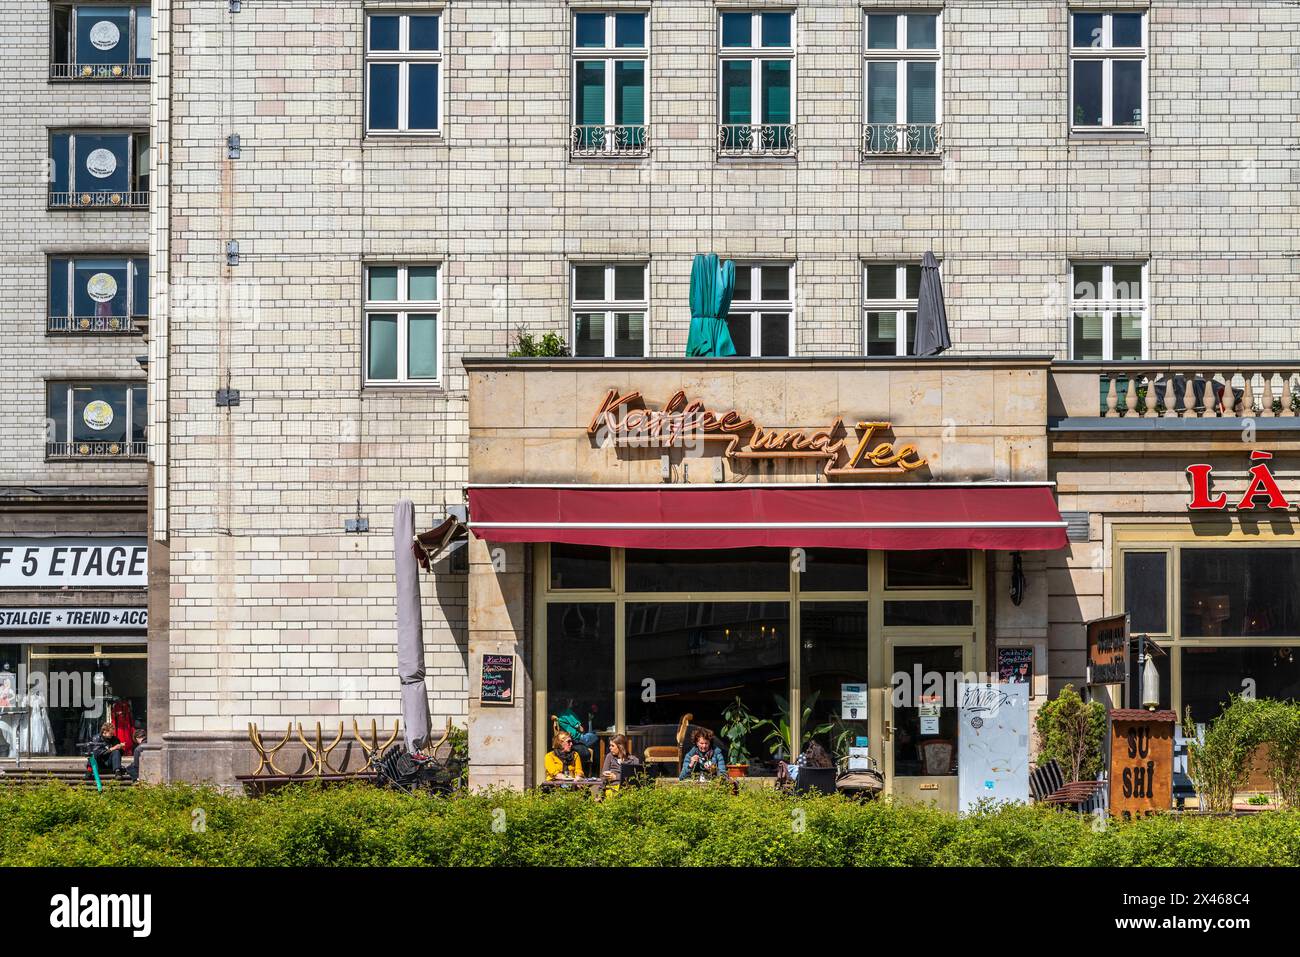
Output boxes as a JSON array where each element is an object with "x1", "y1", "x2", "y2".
[{"x1": 884, "y1": 638, "x2": 974, "y2": 810}]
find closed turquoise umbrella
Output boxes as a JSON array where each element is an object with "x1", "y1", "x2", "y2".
[{"x1": 685, "y1": 253, "x2": 737, "y2": 357}]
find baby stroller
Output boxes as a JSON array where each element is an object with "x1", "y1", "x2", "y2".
[{"x1": 835, "y1": 754, "x2": 884, "y2": 801}]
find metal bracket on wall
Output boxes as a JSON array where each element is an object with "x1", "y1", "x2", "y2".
[
  {"x1": 225, "y1": 240, "x2": 240, "y2": 266},
  {"x1": 216, "y1": 388, "x2": 240, "y2": 408},
  {"x1": 229, "y1": 0, "x2": 241, "y2": 12},
  {"x1": 227, "y1": 134, "x2": 241, "y2": 159}
]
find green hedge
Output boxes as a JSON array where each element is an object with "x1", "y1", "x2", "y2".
[{"x1": 1, "y1": 783, "x2": 1298, "y2": 867}]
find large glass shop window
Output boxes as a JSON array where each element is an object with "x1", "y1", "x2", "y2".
[
  {"x1": 1180, "y1": 548, "x2": 1300, "y2": 638},
  {"x1": 0, "y1": 645, "x2": 146, "y2": 758},
  {"x1": 625, "y1": 602, "x2": 790, "y2": 760},
  {"x1": 799, "y1": 602, "x2": 870, "y2": 755}
]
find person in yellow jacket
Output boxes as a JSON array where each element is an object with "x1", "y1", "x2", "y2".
[{"x1": 544, "y1": 730, "x2": 585, "y2": 781}]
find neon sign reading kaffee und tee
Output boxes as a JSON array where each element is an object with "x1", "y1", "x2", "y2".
[
  {"x1": 1187, "y1": 451, "x2": 1292, "y2": 511},
  {"x1": 587, "y1": 388, "x2": 927, "y2": 477}
]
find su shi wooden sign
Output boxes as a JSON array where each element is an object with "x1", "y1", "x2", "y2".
[
  {"x1": 588, "y1": 388, "x2": 926, "y2": 477},
  {"x1": 1187, "y1": 451, "x2": 1291, "y2": 511},
  {"x1": 1108, "y1": 709, "x2": 1176, "y2": 820}
]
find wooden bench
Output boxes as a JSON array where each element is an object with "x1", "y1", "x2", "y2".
[{"x1": 1030, "y1": 759, "x2": 1105, "y2": 813}]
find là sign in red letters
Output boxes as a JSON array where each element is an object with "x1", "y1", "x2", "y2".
[{"x1": 1187, "y1": 451, "x2": 1291, "y2": 511}]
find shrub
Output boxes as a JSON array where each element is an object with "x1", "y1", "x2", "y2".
[
  {"x1": 0, "y1": 782, "x2": 1298, "y2": 867},
  {"x1": 1034, "y1": 684, "x2": 1107, "y2": 781},
  {"x1": 508, "y1": 329, "x2": 569, "y2": 357},
  {"x1": 1185, "y1": 696, "x2": 1269, "y2": 813},
  {"x1": 1257, "y1": 699, "x2": 1300, "y2": 809}
]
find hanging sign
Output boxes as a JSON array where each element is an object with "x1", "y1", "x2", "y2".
[
  {"x1": 588, "y1": 389, "x2": 926, "y2": 477},
  {"x1": 957, "y1": 682, "x2": 1029, "y2": 812},
  {"x1": 82, "y1": 400, "x2": 115, "y2": 431},
  {"x1": 480, "y1": 653, "x2": 514, "y2": 703},
  {"x1": 918, "y1": 694, "x2": 942, "y2": 735},
  {"x1": 1187, "y1": 451, "x2": 1291, "y2": 511},
  {"x1": 89, "y1": 20, "x2": 122, "y2": 50},
  {"x1": 1108, "y1": 709, "x2": 1176, "y2": 819},
  {"x1": 1086, "y1": 613, "x2": 1128, "y2": 685},
  {"x1": 0, "y1": 538, "x2": 147, "y2": 589},
  {"x1": 841, "y1": 682, "x2": 868, "y2": 720},
  {"x1": 87, "y1": 273, "x2": 118, "y2": 303},
  {"x1": 85, "y1": 149, "x2": 118, "y2": 179}
]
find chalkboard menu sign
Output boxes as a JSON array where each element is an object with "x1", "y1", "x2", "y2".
[
  {"x1": 480, "y1": 654, "x2": 514, "y2": 703},
  {"x1": 997, "y1": 647, "x2": 1034, "y2": 688}
]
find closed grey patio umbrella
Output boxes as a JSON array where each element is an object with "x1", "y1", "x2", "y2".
[
  {"x1": 914, "y1": 250, "x2": 951, "y2": 357},
  {"x1": 394, "y1": 499, "x2": 431, "y2": 753}
]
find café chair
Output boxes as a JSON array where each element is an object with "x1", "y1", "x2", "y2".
[
  {"x1": 642, "y1": 712, "x2": 693, "y2": 776},
  {"x1": 919, "y1": 738, "x2": 955, "y2": 776}
]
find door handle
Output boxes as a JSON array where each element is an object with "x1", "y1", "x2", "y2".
[{"x1": 883, "y1": 720, "x2": 892, "y2": 741}]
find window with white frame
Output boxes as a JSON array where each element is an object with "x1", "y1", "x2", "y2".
[
  {"x1": 1070, "y1": 10, "x2": 1145, "y2": 129},
  {"x1": 366, "y1": 12, "x2": 443, "y2": 134},
  {"x1": 48, "y1": 255, "x2": 148, "y2": 334},
  {"x1": 1070, "y1": 261, "x2": 1147, "y2": 360},
  {"x1": 718, "y1": 10, "x2": 795, "y2": 155},
  {"x1": 571, "y1": 263, "x2": 648, "y2": 357},
  {"x1": 364, "y1": 265, "x2": 442, "y2": 384},
  {"x1": 51, "y1": 4, "x2": 152, "y2": 80},
  {"x1": 727, "y1": 263, "x2": 794, "y2": 357},
  {"x1": 863, "y1": 11, "x2": 941, "y2": 154},
  {"x1": 46, "y1": 381, "x2": 146, "y2": 458},
  {"x1": 571, "y1": 10, "x2": 649, "y2": 156},
  {"x1": 864, "y1": 263, "x2": 921, "y2": 356}
]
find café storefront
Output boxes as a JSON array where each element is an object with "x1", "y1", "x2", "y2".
[{"x1": 462, "y1": 356, "x2": 1067, "y2": 808}]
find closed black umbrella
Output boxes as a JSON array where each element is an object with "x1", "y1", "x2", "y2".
[{"x1": 914, "y1": 250, "x2": 951, "y2": 356}]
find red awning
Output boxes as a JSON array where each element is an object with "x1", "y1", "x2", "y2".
[{"x1": 467, "y1": 484, "x2": 1068, "y2": 551}]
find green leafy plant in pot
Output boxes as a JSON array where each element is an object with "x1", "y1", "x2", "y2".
[
  {"x1": 756, "y1": 692, "x2": 833, "y2": 763},
  {"x1": 720, "y1": 696, "x2": 759, "y2": 778}
]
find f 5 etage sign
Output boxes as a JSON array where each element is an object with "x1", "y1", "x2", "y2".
[
  {"x1": 0, "y1": 537, "x2": 147, "y2": 588},
  {"x1": 1187, "y1": 451, "x2": 1291, "y2": 512}
]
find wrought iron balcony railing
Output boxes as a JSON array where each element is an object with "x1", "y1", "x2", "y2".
[
  {"x1": 716, "y1": 123, "x2": 797, "y2": 158},
  {"x1": 862, "y1": 123, "x2": 942, "y2": 156},
  {"x1": 49, "y1": 190, "x2": 149, "y2": 209},
  {"x1": 570, "y1": 124, "x2": 650, "y2": 158},
  {"x1": 47, "y1": 441, "x2": 147, "y2": 460},
  {"x1": 50, "y1": 62, "x2": 151, "y2": 80},
  {"x1": 47, "y1": 315, "x2": 145, "y2": 335}
]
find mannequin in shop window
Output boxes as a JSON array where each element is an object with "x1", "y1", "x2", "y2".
[
  {"x1": 21, "y1": 677, "x2": 54, "y2": 756},
  {"x1": 0, "y1": 670, "x2": 19, "y2": 758}
]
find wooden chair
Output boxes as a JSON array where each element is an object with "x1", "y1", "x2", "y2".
[
  {"x1": 1030, "y1": 758, "x2": 1105, "y2": 813},
  {"x1": 919, "y1": 738, "x2": 955, "y2": 776},
  {"x1": 643, "y1": 713, "x2": 693, "y2": 776}
]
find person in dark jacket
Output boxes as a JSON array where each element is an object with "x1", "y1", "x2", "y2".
[
  {"x1": 88, "y1": 722, "x2": 126, "y2": 777},
  {"x1": 679, "y1": 728, "x2": 727, "y2": 781}
]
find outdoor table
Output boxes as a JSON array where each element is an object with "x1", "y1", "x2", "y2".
[{"x1": 538, "y1": 777, "x2": 605, "y2": 797}]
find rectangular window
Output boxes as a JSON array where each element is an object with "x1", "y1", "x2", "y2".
[
  {"x1": 366, "y1": 12, "x2": 443, "y2": 135},
  {"x1": 47, "y1": 255, "x2": 148, "y2": 334},
  {"x1": 364, "y1": 265, "x2": 442, "y2": 385},
  {"x1": 863, "y1": 11, "x2": 941, "y2": 154},
  {"x1": 1070, "y1": 10, "x2": 1146, "y2": 130},
  {"x1": 864, "y1": 262, "x2": 921, "y2": 356},
  {"x1": 726, "y1": 262, "x2": 794, "y2": 357},
  {"x1": 571, "y1": 11, "x2": 649, "y2": 157},
  {"x1": 46, "y1": 382, "x2": 146, "y2": 458},
  {"x1": 718, "y1": 10, "x2": 795, "y2": 156},
  {"x1": 1070, "y1": 261, "x2": 1147, "y2": 360},
  {"x1": 1123, "y1": 551, "x2": 1168, "y2": 634},
  {"x1": 51, "y1": 4, "x2": 151, "y2": 80},
  {"x1": 570, "y1": 262, "x2": 647, "y2": 357},
  {"x1": 48, "y1": 130, "x2": 149, "y2": 208}
]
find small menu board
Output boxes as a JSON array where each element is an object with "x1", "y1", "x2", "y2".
[
  {"x1": 997, "y1": 647, "x2": 1034, "y2": 688},
  {"x1": 480, "y1": 654, "x2": 514, "y2": 703}
]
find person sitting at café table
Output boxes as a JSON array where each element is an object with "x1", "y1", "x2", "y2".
[
  {"x1": 679, "y1": 728, "x2": 728, "y2": 781},
  {"x1": 544, "y1": 730, "x2": 585, "y2": 781},
  {"x1": 777, "y1": 739, "x2": 833, "y2": 789},
  {"x1": 600, "y1": 733, "x2": 641, "y2": 791},
  {"x1": 556, "y1": 699, "x2": 599, "y2": 764}
]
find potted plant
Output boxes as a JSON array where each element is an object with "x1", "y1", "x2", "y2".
[
  {"x1": 720, "y1": 696, "x2": 758, "y2": 778},
  {"x1": 756, "y1": 692, "x2": 833, "y2": 763}
]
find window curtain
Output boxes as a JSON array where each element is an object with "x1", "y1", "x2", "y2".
[
  {"x1": 615, "y1": 61, "x2": 645, "y2": 147},
  {"x1": 575, "y1": 61, "x2": 606, "y2": 148}
]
